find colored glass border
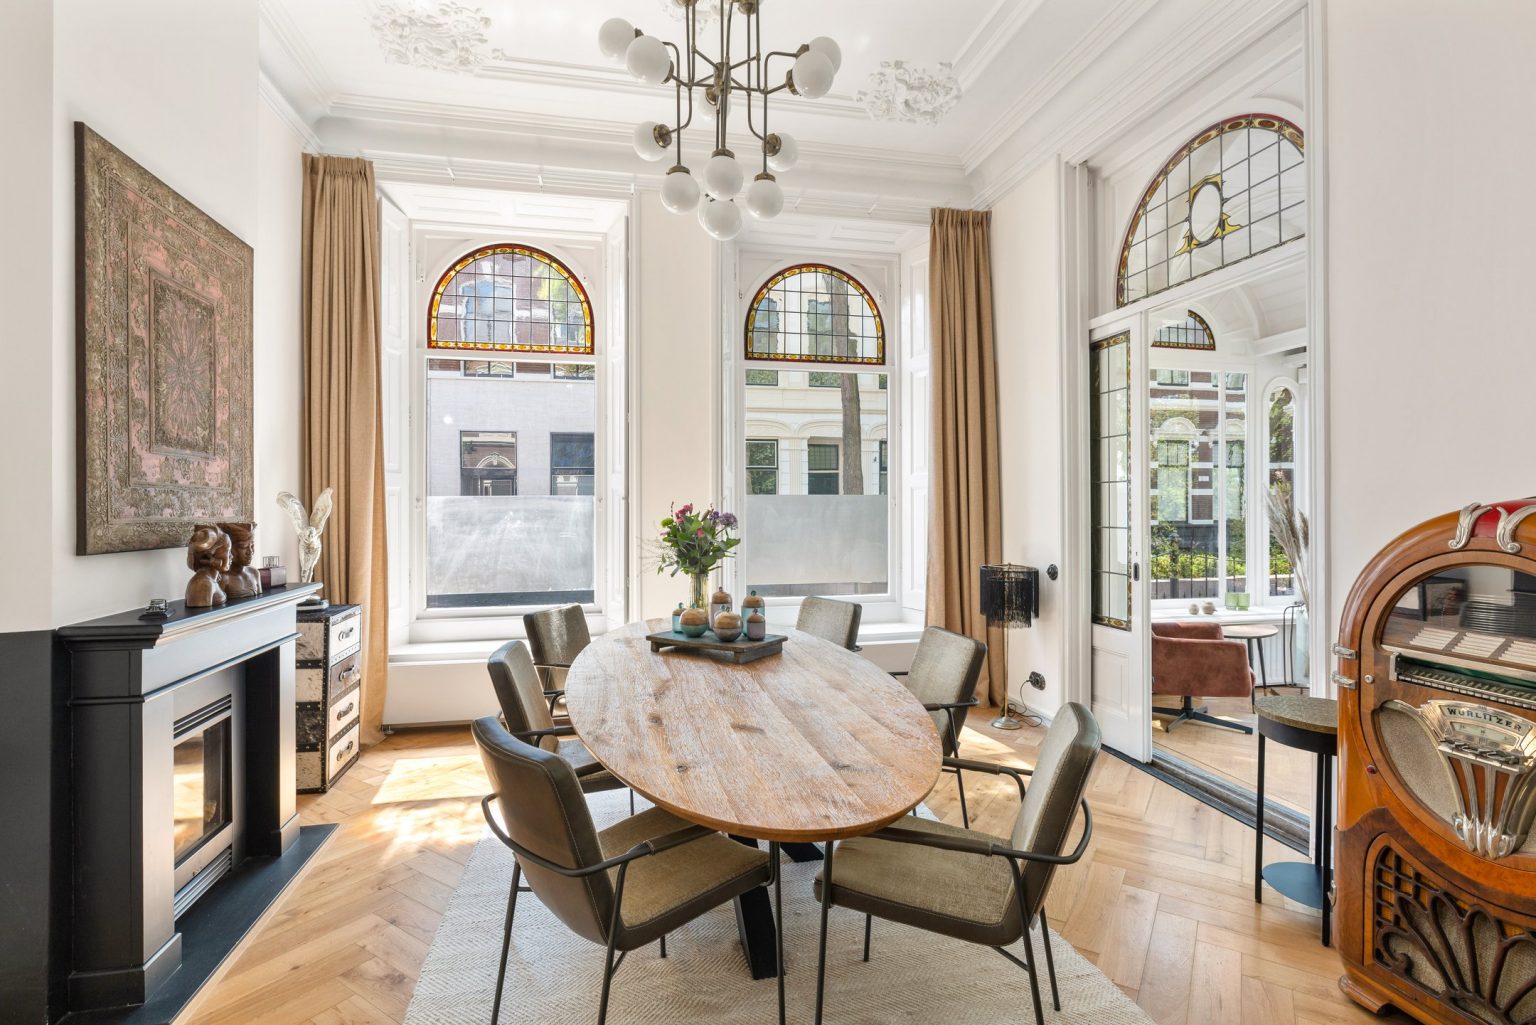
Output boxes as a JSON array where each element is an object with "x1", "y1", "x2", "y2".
[
  {"x1": 744, "y1": 263, "x2": 886, "y2": 366},
  {"x1": 1151, "y1": 310, "x2": 1217, "y2": 351},
  {"x1": 427, "y1": 243, "x2": 594, "y2": 354}
]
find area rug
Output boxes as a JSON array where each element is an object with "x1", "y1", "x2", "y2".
[{"x1": 405, "y1": 790, "x2": 1152, "y2": 1024}]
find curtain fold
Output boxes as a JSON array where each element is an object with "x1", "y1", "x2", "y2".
[
  {"x1": 926, "y1": 208, "x2": 1007, "y2": 707},
  {"x1": 301, "y1": 154, "x2": 389, "y2": 746}
]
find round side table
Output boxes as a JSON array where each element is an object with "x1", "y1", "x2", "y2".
[
  {"x1": 1223, "y1": 623, "x2": 1282, "y2": 705},
  {"x1": 1254, "y1": 694, "x2": 1338, "y2": 947}
]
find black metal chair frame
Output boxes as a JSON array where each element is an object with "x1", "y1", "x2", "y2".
[
  {"x1": 892, "y1": 670, "x2": 981, "y2": 828},
  {"x1": 813, "y1": 757, "x2": 1094, "y2": 1025},
  {"x1": 482, "y1": 794, "x2": 786, "y2": 1025},
  {"x1": 531, "y1": 658, "x2": 572, "y2": 717},
  {"x1": 1151, "y1": 693, "x2": 1255, "y2": 735}
]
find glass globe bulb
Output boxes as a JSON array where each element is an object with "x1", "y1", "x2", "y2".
[
  {"x1": 625, "y1": 34, "x2": 672, "y2": 85},
  {"x1": 598, "y1": 18, "x2": 635, "y2": 62},
  {"x1": 808, "y1": 36, "x2": 842, "y2": 73},
  {"x1": 791, "y1": 50, "x2": 835, "y2": 99},
  {"x1": 743, "y1": 175, "x2": 784, "y2": 220},
  {"x1": 702, "y1": 151, "x2": 744, "y2": 201},
  {"x1": 632, "y1": 122, "x2": 670, "y2": 162},
  {"x1": 766, "y1": 132, "x2": 799, "y2": 173},
  {"x1": 661, "y1": 167, "x2": 701, "y2": 214},
  {"x1": 698, "y1": 198, "x2": 743, "y2": 241}
]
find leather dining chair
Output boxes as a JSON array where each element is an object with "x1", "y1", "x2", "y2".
[
  {"x1": 796, "y1": 596, "x2": 863, "y2": 650},
  {"x1": 891, "y1": 626, "x2": 986, "y2": 828},
  {"x1": 486, "y1": 640, "x2": 630, "y2": 807},
  {"x1": 473, "y1": 717, "x2": 784, "y2": 1025},
  {"x1": 811, "y1": 703, "x2": 1101, "y2": 1025},
  {"x1": 523, "y1": 603, "x2": 592, "y2": 716},
  {"x1": 1150, "y1": 621, "x2": 1255, "y2": 733}
]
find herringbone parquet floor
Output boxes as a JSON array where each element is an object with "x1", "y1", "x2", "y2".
[{"x1": 186, "y1": 713, "x2": 1406, "y2": 1025}]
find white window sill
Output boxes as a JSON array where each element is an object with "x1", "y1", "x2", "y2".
[{"x1": 1150, "y1": 605, "x2": 1301, "y2": 625}]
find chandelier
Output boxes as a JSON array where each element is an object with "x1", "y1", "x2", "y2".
[{"x1": 598, "y1": 0, "x2": 841, "y2": 240}]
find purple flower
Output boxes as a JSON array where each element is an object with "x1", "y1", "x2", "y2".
[{"x1": 717, "y1": 512, "x2": 738, "y2": 529}]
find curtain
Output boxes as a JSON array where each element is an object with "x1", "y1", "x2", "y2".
[
  {"x1": 301, "y1": 155, "x2": 389, "y2": 746},
  {"x1": 926, "y1": 208, "x2": 1007, "y2": 707}
]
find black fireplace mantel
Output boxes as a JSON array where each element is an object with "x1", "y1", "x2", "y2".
[{"x1": 36, "y1": 583, "x2": 331, "y2": 1025}]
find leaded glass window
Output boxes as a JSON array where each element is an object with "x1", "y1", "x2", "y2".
[
  {"x1": 429, "y1": 244, "x2": 594, "y2": 354},
  {"x1": 1119, "y1": 115, "x2": 1305, "y2": 307},
  {"x1": 745, "y1": 264, "x2": 883, "y2": 365},
  {"x1": 1152, "y1": 311, "x2": 1216, "y2": 351},
  {"x1": 747, "y1": 439, "x2": 779, "y2": 495},
  {"x1": 807, "y1": 442, "x2": 840, "y2": 494}
]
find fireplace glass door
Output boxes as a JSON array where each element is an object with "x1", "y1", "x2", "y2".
[{"x1": 173, "y1": 717, "x2": 231, "y2": 863}]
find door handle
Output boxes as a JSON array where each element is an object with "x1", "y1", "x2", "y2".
[{"x1": 1132, "y1": 562, "x2": 1140, "y2": 582}]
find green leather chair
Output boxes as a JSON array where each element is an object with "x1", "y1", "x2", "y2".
[{"x1": 795, "y1": 596, "x2": 863, "y2": 650}]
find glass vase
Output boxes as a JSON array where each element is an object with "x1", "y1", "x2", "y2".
[{"x1": 689, "y1": 572, "x2": 710, "y2": 612}]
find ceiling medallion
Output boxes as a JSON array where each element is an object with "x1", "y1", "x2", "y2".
[
  {"x1": 858, "y1": 61, "x2": 962, "y2": 125},
  {"x1": 598, "y1": 0, "x2": 843, "y2": 240},
  {"x1": 659, "y1": 0, "x2": 720, "y2": 28},
  {"x1": 370, "y1": 1, "x2": 507, "y2": 74}
]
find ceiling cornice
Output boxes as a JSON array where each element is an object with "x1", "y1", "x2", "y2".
[
  {"x1": 259, "y1": 71, "x2": 321, "y2": 151},
  {"x1": 259, "y1": 0, "x2": 336, "y2": 117},
  {"x1": 951, "y1": 0, "x2": 1051, "y2": 91}
]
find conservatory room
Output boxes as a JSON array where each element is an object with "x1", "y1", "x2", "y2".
[{"x1": 2, "y1": 3, "x2": 1535, "y2": 1025}]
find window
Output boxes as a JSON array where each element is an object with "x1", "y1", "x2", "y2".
[
  {"x1": 428, "y1": 243, "x2": 593, "y2": 354},
  {"x1": 807, "y1": 442, "x2": 840, "y2": 494},
  {"x1": 740, "y1": 263, "x2": 890, "y2": 598},
  {"x1": 1119, "y1": 115, "x2": 1305, "y2": 307},
  {"x1": 460, "y1": 432, "x2": 517, "y2": 496},
  {"x1": 1152, "y1": 311, "x2": 1216, "y2": 350},
  {"x1": 1148, "y1": 367, "x2": 1248, "y2": 602},
  {"x1": 747, "y1": 439, "x2": 779, "y2": 495},
  {"x1": 1266, "y1": 384, "x2": 1299, "y2": 598},
  {"x1": 550, "y1": 432, "x2": 595, "y2": 496},
  {"x1": 424, "y1": 242, "x2": 599, "y2": 610}
]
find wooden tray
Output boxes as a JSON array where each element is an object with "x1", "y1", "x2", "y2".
[{"x1": 645, "y1": 630, "x2": 787, "y2": 664}]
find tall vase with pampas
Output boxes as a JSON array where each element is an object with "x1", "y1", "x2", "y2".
[{"x1": 1267, "y1": 478, "x2": 1311, "y2": 684}]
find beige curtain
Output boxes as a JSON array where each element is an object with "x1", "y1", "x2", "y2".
[
  {"x1": 301, "y1": 155, "x2": 389, "y2": 746},
  {"x1": 926, "y1": 208, "x2": 1007, "y2": 707}
]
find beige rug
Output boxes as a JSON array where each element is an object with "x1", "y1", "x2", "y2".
[{"x1": 405, "y1": 791, "x2": 1152, "y2": 1024}]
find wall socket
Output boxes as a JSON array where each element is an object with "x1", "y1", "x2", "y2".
[{"x1": 1028, "y1": 671, "x2": 1047, "y2": 690}]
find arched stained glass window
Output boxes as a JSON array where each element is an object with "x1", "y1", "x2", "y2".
[
  {"x1": 428, "y1": 244, "x2": 593, "y2": 354},
  {"x1": 1118, "y1": 114, "x2": 1305, "y2": 307},
  {"x1": 745, "y1": 264, "x2": 884, "y2": 365},
  {"x1": 1152, "y1": 310, "x2": 1216, "y2": 350}
]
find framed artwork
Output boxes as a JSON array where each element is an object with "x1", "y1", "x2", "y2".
[
  {"x1": 76, "y1": 123, "x2": 254, "y2": 554},
  {"x1": 1418, "y1": 575, "x2": 1468, "y2": 622}
]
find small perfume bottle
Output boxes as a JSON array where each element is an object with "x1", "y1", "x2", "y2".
[{"x1": 258, "y1": 556, "x2": 288, "y2": 590}]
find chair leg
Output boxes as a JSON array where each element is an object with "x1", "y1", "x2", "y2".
[
  {"x1": 492, "y1": 862, "x2": 522, "y2": 1025},
  {"x1": 659, "y1": 934, "x2": 667, "y2": 959},
  {"x1": 862, "y1": 914, "x2": 872, "y2": 962},
  {"x1": 814, "y1": 841, "x2": 835, "y2": 1025},
  {"x1": 1020, "y1": 923, "x2": 1046, "y2": 1025},
  {"x1": 955, "y1": 766, "x2": 970, "y2": 829},
  {"x1": 1039, "y1": 909, "x2": 1060, "y2": 1012},
  {"x1": 597, "y1": 864, "x2": 628, "y2": 1025},
  {"x1": 629, "y1": 788, "x2": 635, "y2": 815},
  {"x1": 772, "y1": 842, "x2": 785, "y2": 1025}
]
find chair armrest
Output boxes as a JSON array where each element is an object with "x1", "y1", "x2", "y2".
[
  {"x1": 533, "y1": 661, "x2": 574, "y2": 671},
  {"x1": 513, "y1": 724, "x2": 578, "y2": 743},
  {"x1": 1151, "y1": 635, "x2": 1252, "y2": 697},
  {"x1": 943, "y1": 755, "x2": 1033, "y2": 780},
  {"x1": 923, "y1": 697, "x2": 980, "y2": 713},
  {"x1": 635, "y1": 823, "x2": 716, "y2": 856},
  {"x1": 887, "y1": 670, "x2": 909, "y2": 678},
  {"x1": 481, "y1": 795, "x2": 709, "y2": 876},
  {"x1": 865, "y1": 798, "x2": 1093, "y2": 867},
  {"x1": 988, "y1": 799, "x2": 1094, "y2": 866}
]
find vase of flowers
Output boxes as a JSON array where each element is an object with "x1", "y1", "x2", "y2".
[{"x1": 655, "y1": 503, "x2": 740, "y2": 611}]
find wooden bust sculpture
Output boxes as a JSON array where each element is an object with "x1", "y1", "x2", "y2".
[
  {"x1": 186, "y1": 525, "x2": 232, "y2": 608},
  {"x1": 218, "y1": 521, "x2": 263, "y2": 599}
]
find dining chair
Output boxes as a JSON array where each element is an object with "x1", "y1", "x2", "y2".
[
  {"x1": 486, "y1": 640, "x2": 631, "y2": 807},
  {"x1": 811, "y1": 702, "x2": 1101, "y2": 1025},
  {"x1": 796, "y1": 597, "x2": 863, "y2": 650},
  {"x1": 473, "y1": 717, "x2": 785, "y2": 1025},
  {"x1": 891, "y1": 626, "x2": 986, "y2": 828},
  {"x1": 523, "y1": 603, "x2": 591, "y2": 716}
]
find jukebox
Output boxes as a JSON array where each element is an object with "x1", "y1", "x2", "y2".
[{"x1": 1336, "y1": 499, "x2": 1536, "y2": 1025}]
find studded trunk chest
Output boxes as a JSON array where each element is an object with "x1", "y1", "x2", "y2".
[{"x1": 295, "y1": 603, "x2": 362, "y2": 793}]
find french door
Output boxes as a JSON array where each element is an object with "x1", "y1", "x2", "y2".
[{"x1": 1087, "y1": 316, "x2": 1152, "y2": 760}]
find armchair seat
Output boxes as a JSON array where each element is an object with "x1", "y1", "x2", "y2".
[
  {"x1": 597, "y1": 806, "x2": 770, "y2": 947},
  {"x1": 815, "y1": 816, "x2": 1021, "y2": 946}
]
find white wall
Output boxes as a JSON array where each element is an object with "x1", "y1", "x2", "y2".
[
  {"x1": 1325, "y1": 0, "x2": 1536, "y2": 616},
  {"x1": 0, "y1": 0, "x2": 304, "y2": 630},
  {"x1": 991, "y1": 159, "x2": 1068, "y2": 715}
]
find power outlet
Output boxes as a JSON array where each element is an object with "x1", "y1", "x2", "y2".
[{"x1": 1028, "y1": 671, "x2": 1046, "y2": 690}]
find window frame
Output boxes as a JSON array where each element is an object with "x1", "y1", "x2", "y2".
[{"x1": 746, "y1": 437, "x2": 780, "y2": 495}]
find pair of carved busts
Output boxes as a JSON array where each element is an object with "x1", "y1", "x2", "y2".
[{"x1": 186, "y1": 522, "x2": 263, "y2": 608}]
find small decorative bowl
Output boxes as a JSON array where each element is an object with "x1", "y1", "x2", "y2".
[
  {"x1": 713, "y1": 611, "x2": 743, "y2": 642},
  {"x1": 679, "y1": 607, "x2": 709, "y2": 638}
]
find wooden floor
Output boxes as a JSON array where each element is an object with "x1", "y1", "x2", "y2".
[
  {"x1": 1154, "y1": 692, "x2": 1316, "y2": 814},
  {"x1": 187, "y1": 712, "x2": 1406, "y2": 1025}
]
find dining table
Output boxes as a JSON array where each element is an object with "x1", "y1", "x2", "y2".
[{"x1": 563, "y1": 618, "x2": 943, "y2": 979}]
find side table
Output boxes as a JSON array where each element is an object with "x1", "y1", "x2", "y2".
[{"x1": 1254, "y1": 694, "x2": 1338, "y2": 946}]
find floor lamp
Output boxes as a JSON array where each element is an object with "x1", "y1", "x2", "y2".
[{"x1": 980, "y1": 563, "x2": 1041, "y2": 730}]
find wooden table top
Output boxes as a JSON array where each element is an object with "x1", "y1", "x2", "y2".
[
  {"x1": 564, "y1": 619, "x2": 943, "y2": 843},
  {"x1": 1222, "y1": 623, "x2": 1280, "y2": 639}
]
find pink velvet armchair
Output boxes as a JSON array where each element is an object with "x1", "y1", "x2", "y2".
[{"x1": 1151, "y1": 621, "x2": 1255, "y2": 733}]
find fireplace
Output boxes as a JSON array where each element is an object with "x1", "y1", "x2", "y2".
[{"x1": 171, "y1": 689, "x2": 237, "y2": 917}]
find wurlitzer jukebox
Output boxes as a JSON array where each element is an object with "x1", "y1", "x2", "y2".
[{"x1": 1335, "y1": 499, "x2": 1536, "y2": 1025}]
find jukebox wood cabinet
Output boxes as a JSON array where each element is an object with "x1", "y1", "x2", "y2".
[
  {"x1": 295, "y1": 602, "x2": 363, "y2": 793},
  {"x1": 1336, "y1": 499, "x2": 1536, "y2": 1025}
]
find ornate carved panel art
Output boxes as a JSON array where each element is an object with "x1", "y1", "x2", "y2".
[{"x1": 76, "y1": 123, "x2": 254, "y2": 554}]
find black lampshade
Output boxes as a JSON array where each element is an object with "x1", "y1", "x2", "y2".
[{"x1": 980, "y1": 564, "x2": 1039, "y2": 628}]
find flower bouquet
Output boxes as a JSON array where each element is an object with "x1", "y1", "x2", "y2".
[{"x1": 655, "y1": 503, "x2": 740, "y2": 610}]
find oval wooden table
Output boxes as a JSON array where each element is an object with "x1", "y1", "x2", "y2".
[{"x1": 565, "y1": 619, "x2": 942, "y2": 977}]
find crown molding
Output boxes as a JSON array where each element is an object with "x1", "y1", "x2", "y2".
[
  {"x1": 970, "y1": 0, "x2": 1304, "y2": 209},
  {"x1": 259, "y1": 70, "x2": 321, "y2": 150},
  {"x1": 259, "y1": 0, "x2": 336, "y2": 118},
  {"x1": 951, "y1": 0, "x2": 1051, "y2": 91}
]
